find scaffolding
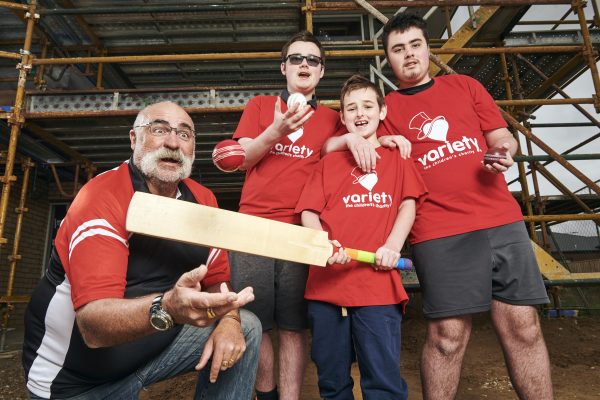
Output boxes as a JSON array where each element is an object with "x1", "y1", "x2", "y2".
[{"x1": 0, "y1": 0, "x2": 599, "y2": 348}]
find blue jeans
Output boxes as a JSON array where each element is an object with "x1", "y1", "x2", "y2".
[
  {"x1": 29, "y1": 309, "x2": 261, "y2": 400},
  {"x1": 308, "y1": 301, "x2": 408, "y2": 400}
]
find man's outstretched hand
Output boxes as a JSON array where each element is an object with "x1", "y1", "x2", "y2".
[{"x1": 162, "y1": 265, "x2": 254, "y2": 327}]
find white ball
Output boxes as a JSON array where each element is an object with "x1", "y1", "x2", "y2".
[{"x1": 287, "y1": 93, "x2": 307, "y2": 110}]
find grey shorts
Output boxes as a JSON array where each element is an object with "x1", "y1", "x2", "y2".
[
  {"x1": 229, "y1": 252, "x2": 309, "y2": 331},
  {"x1": 412, "y1": 221, "x2": 549, "y2": 319}
]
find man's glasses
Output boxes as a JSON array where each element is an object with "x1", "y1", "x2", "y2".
[
  {"x1": 285, "y1": 54, "x2": 323, "y2": 67},
  {"x1": 134, "y1": 121, "x2": 195, "y2": 142}
]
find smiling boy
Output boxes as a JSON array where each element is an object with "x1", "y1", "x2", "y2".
[{"x1": 296, "y1": 75, "x2": 426, "y2": 400}]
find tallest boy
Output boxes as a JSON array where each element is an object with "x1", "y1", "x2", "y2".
[
  {"x1": 380, "y1": 14, "x2": 553, "y2": 400},
  {"x1": 329, "y1": 13, "x2": 553, "y2": 400},
  {"x1": 230, "y1": 31, "x2": 343, "y2": 400}
]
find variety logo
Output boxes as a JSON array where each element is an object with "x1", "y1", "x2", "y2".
[
  {"x1": 287, "y1": 128, "x2": 303, "y2": 143},
  {"x1": 270, "y1": 128, "x2": 315, "y2": 159},
  {"x1": 410, "y1": 111, "x2": 449, "y2": 142},
  {"x1": 352, "y1": 168, "x2": 378, "y2": 191},
  {"x1": 342, "y1": 168, "x2": 392, "y2": 208},
  {"x1": 408, "y1": 111, "x2": 482, "y2": 169}
]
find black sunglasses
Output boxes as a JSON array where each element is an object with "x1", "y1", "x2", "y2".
[{"x1": 285, "y1": 54, "x2": 323, "y2": 67}]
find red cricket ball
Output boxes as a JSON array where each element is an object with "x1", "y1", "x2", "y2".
[
  {"x1": 212, "y1": 139, "x2": 245, "y2": 172},
  {"x1": 483, "y1": 147, "x2": 508, "y2": 166}
]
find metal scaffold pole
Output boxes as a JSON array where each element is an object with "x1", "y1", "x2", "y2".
[
  {"x1": 0, "y1": 2, "x2": 37, "y2": 242},
  {"x1": 0, "y1": 158, "x2": 34, "y2": 351}
]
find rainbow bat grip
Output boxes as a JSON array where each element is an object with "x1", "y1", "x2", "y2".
[{"x1": 345, "y1": 248, "x2": 413, "y2": 271}]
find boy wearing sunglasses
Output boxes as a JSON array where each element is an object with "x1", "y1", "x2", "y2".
[{"x1": 229, "y1": 31, "x2": 344, "y2": 400}]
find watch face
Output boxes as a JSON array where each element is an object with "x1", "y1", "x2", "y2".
[{"x1": 151, "y1": 315, "x2": 169, "y2": 331}]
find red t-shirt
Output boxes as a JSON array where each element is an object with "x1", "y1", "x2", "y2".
[
  {"x1": 380, "y1": 75, "x2": 523, "y2": 244},
  {"x1": 234, "y1": 95, "x2": 344, "y2": 224},
  {"x1": 296, "y1": 148, "x2": 427, "y2": 307}
]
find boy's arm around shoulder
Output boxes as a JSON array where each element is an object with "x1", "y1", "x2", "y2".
[{"x1": 322, "y1": 133, "x2": 380, "y2": 174}]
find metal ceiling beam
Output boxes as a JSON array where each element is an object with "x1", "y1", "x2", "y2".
[
  {"x1": 0, "y1": 1, "x2": 28, "y2": 11},
  {"x1": 504, "y1": 30, "x2": 600, "y2": 46},
  {"x1": 82, "y1": 41, "x2": 288, "y2": 55},
  {"x1": 515, "y1": 52, "x2": 600, "y2": 128},
  {"x1": 6, "y1": 2, "x2": 132, "y2": 90},
  {"x1": 57, "y1": 0, "x2": 107, "y2": 89},
  {"x1": 8, "y1": 7, "x2": 84, "y2": 83},
  {"x1": 23, "y1": 122, "x2": 92, "y2": 166},
  {"x1": 0, "y1": 49, "x2": 21, "y2": 60},
  {"x1": 524, "y1": 53, "x2": 586, "y2": 100},
  {"x1": 317, "y1": 0, "x2": 570, "y2": 10},
  {"x1": 430, "y1": 6, "x2": 501, "y2": 76},
  {"x1": 58, "y1": 0, "x2": 103, "y2": 49},
  {"x1": 4, "y1": 97, "x2": 592, "y2": 120},
  {"x1": 38, "y1": 3, "x2": 300, "y2": 15},
  {"x1": 29, "y1": 45, "x2": 583, "y2": 66}
]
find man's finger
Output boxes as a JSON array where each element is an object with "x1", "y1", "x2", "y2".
[
  {"x1": 177, "y1": 265, "x2": 208, "y2": 288},
  {"x1": 189, "y1": 291, "x2": 237, "y2": 310},
  {"x1": 209, "y1": 352, "x2": 224, "y2": 383},
  {"x1": 219, "y1": 282, "x2": 229, "y2": 294},
  {"x1": 235, "y1": 286, "x2": 255, "y2": 306},
  {"x1": 196, "y1": 337, "x2": 214, "y2": 371}
]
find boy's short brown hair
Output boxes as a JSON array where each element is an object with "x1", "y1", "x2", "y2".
[
  {"x1": 281, "y1": 31, "x2": 325, "y2": 64},
  {"x1": 340, "y1": 74, "x2": 384, "y2": 109},
  {"x1": 382, "y1": 13, "x2": 429, "y2": 56}
]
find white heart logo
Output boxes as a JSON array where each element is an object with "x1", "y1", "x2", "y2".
[
  {"x1": 422, "y1": 116, "x2": 449, "y2": 142},
  {"x1": 356, "y1": 173, "x2": 378, "y2": 191},
  {"x1": 288, "y1": 128, "x2": 303, "y2": 143}
]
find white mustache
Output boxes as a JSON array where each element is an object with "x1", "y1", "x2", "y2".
[
  {"x1": 149, "y1": 147, "x2": 186, "y2": 164},
  {"x1": 139, "y1": 146, "x2": 194, "y2": 182}
]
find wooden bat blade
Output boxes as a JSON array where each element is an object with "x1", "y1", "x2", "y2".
[{"x1": 126, "y1": 192, "x2": 332, "y2": 266}]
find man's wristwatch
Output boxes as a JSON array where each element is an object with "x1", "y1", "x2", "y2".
[{"x1": 149, "y1": 294, "x2": 174, "y2": 331}]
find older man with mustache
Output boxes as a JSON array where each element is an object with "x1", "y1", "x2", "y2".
[{"x1": 22, "y1": 101, "x2": 261, "y2": 400}]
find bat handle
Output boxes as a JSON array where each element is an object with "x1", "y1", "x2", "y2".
[{"x1": 344, "y1": 248, "x2": 413, "y2": 271}]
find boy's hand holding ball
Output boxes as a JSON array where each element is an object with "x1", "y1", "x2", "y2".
[{"x1": 287, "y1": 93, "x2": 307, "y2": 110}]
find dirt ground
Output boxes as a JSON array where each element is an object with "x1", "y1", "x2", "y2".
[{"x1": 2, "y1": 313, "x2": 599, "y2": 400}]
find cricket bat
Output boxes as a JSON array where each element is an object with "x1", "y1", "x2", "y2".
[
  {"x1": 126, "y1": 192, "x2": 333, "y2": 266},
  {"x1": 126, "y1": 192, "x2": 414, "y2": 269}
]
